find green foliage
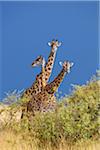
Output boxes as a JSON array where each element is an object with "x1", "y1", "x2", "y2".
[{"x1": 58, "y1": 80, "x2": 100, "y2": 141}]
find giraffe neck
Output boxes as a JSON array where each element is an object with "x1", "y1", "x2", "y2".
[
  {"x1": 44, "y1": 48, "x2": 57, "y2": 82},
  {"x1": 45, "y1": 68, "x2": 67, "y2": 94},
  {"x1": 41, "y1": 64, "x2": 46, "y2": 87},
  {"x1": 22, "y1": 48, "x2": 57, "y2": 99}
]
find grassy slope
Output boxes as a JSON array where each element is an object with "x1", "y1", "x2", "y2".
[
  {"x1": 0, "y1": 79, "x2": 100, "y2": 150},
  {"x1": 0, "y1": 130, "x2": 100, "y2": 150}
]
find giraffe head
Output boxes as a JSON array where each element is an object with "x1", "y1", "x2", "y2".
[
  {"x1": 31, "y1": 55, "x2": 45, "y2": 67},
  {"x1": 59, "y1": 61, "x2": 74, "y2": 73},
  {"x1": 48, "y1": 40, "x2": 62, "y2": 51}
]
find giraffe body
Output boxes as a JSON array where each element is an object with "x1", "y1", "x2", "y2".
[
  {"x1": 26, "y1": 61, "x2": 73, "y2": 115},
  {"x1": 27, "y1": 91, "x2": 56, "y2": 115}
]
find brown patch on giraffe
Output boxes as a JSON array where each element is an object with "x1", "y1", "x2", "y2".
[
  {"x1": 37, "y1": 74, "x2": 39, "y2": 77},
  {"x1": 48, "y1": 59, "x2": 51, "y2": 62},
  {"x1": 61, "y1": 73, "x2": 64, "y2": 77},
  {"x1": 48, "y1": 67, "x2": 51, "y2": 71},
  {"x1": 57, "y1": 81, "x2": 61, "y2": 85},
  {"x1": 45, "y1": 77, "x2": 48, "y2": 81},
  {"x1": 29, "y1": 88, "x2": 33, "y2": 92},
  {"x1": 35, "y1": 84, "x2": 39, "y2": 88},
  {"x1": 45, "y1": 68, "x2": 47, "y2": 72},
  {"x1": 50, "y1": 58, "x2": 53, "y2": 61},
  {"x1": 56, "y1": 83, "x2": 59, "y2": 87},
  {"x1": 34, "y1": 91, "x2": 37, "y2": 94},
  {"x1": 42, "y1": 93, "x2": 46, "y2": 98},
  {"x1": 25, "y1": 90, "x2": 28, "y2": 94},
  {"x1": 30, "y1": 87, "x2": 32, "y2": 90},
  {"x1": 37, "y1": 80, "x2": 41, "y2": 85},
  {"x1": 58, "y1": 78, "x2": 61, "y2": 81},
  {"x1": 50, "y1": 62, "x2": 53, "y2": 66},
  {"x1": 39, "y1": 76, "x2": 42, "y2": 80},
  {"x1": 37, "y1": 88, "x2": 41, "y2": 92},
  {"x1": 45, "y1": 72, "x2": 49, "y2": 77}
]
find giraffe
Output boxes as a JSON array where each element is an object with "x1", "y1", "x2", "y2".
[
  {"x1": 26, "y1": 61, "x2": 74, "y2": 115},
  {"x1": 31, "y1": 55, "x2": 44, "y2": 67},
  {"x1": 31, "y1": 55, "x2": 46, "y2": 88},
  {"x1": 22, "y1": 40, "x2": 62, "y2": 99}
]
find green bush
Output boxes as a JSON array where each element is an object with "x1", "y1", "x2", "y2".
[
  {"x1": 1, "y1": 76, "x2": 100, "y2": 148},
  {"x1": 13, "y1": 79, "x2": 99, "y2": 147},
  {"x1": 58, "y1": 80, "x2": 99, "y2": 142}
]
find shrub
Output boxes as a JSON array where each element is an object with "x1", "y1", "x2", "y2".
[
  {"x1": 0, "y1": 75, "x2": 100, "y2": 149},
  {"x1": 14, "y1": 79, "x2": 99, "y2": 147}
]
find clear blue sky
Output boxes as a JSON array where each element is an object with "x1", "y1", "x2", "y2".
[{"x1": 0, "y1": 1, "x2": 99, "y2": 99}]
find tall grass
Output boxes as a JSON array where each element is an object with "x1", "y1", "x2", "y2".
[{"x1": 0, "y1": 129, "x2": 100, "y2": 150}]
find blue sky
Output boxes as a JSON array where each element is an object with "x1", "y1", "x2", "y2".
[{"x1": 0, "y1": 1, "x2": 99, "y2": 99}]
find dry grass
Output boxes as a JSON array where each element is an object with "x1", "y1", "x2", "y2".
[
  {"x1": 0, "y1": 129, "x2": 100, "y2": 150},
  {"x1": 0, "y1": 129, "x2": 37, "y2": 150}
]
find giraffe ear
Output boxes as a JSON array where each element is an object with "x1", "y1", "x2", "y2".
[
  {"x1": 58, "y1": 42, "x2": 62, "y2": 47},
  {"x1": 48, "y1": 42, "x2": 51, "y2": 46},
  {"x1": 70, "y1": 62, "x2": 74, "y2": 67},
  {"x1": 59, "y1": 61, "x2": 63, "y2": 66}
]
